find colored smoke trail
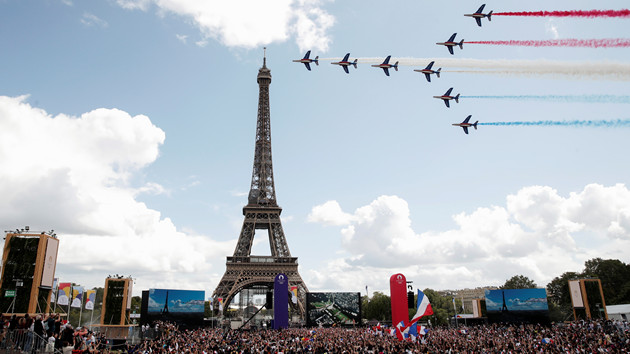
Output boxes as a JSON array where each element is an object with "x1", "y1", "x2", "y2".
[
  {"x1": 460, "y1": 95, "x2": 630, "y2": 103},
  {"x1": 317, "y1": 58, "x2": 630, "y2": 80},
  {"x1": 479, "y1": 119, "x2": 630, "y2": 127},
  {"x1": 465, "y1": 38, "x2": 630, "y2": 48},
  {"x1": 494, "y1": 9, "x2": 630, "y2": 18}
]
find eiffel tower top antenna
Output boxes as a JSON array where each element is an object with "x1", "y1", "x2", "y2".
[{"x1": 248, "y1": 47, "x2": 275, "y2": 207}]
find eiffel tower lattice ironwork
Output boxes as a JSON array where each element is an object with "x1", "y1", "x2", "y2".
[{"x1": 212, "y1": 51, "x2": 309, "y2": 317}]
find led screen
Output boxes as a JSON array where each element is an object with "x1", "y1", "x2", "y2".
[
  {"x1": 485, "y1": 288, "x2": 550, "y2": 324},
  {"x1": 306, "y1": 292, "x2": 361, "y2": 327},
  {"x1": 143, "y1": 289, "x2": 205, "y2": 327}
]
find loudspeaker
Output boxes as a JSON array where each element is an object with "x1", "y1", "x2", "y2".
[
  {"x1": 407, "y1": 291, "x2": 415, "y2": 309},
  {"x1": 266, "y1": 291, "x2": 273, "y2": 309}
]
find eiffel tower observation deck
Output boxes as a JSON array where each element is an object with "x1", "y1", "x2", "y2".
[{"x1": 212, "y1": 50, "x2": 308, "y2": 318}]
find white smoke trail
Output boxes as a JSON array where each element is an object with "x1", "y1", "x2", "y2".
[{"x1": 317, "y1": 57, "x2": 630, "y2": 81}]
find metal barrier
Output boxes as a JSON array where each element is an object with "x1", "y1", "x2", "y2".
[{"x1": 0, "y1": 329, "x2": 62, "y2": 353}]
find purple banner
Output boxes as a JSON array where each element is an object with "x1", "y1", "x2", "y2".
[{"x1": 273, "y1": 273, "x2": 289, "y2": 329}]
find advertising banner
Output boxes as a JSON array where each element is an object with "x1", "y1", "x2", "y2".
[
  {"x1": 390, "y1": 273, "x2": 408, "y2": 328},
  {"x1": 273, "y1": 273, "x2": 289, "y2": 329}
]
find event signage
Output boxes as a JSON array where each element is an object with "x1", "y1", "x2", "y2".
[
  {"x1": 273, "y1": 273, "x2": 289, "y2": 329},
  {"x1": 390, "y1": 273, "x2": 409, "y2": 329}
]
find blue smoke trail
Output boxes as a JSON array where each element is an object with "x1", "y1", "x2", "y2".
[
  {"x1": 460, "y1": 95, "x2": 630, "y2": 103},
  {"x1": 479, "y1": 119, "x2": 630, "y2": 127}
]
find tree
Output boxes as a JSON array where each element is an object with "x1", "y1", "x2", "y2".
[
  {"x1": 582, "y1": 258, "x2": 630, "y2": 304},
  {"x1": 422, "y1": 288, "x2": 452, "y2": 326},
  {"x1": 501, "y1": 275, "x2": 537, "y2": 289},
  {"x1": 362, "y1": 292, "x2": 391, "y2": 322}
]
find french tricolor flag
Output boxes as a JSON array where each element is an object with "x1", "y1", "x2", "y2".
[{"x1": 410, "y1": 289, "x2": 434, "y2": 325}]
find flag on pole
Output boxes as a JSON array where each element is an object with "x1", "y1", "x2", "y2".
[
  {"x1": 50, "y1": 278, "x2": 58, "y2": 303},
  {"x1": 71, "y1": 287, "x2": 84, "y2": 308},
  {"x1": 85, "y1": 289, "x2": 96, "y2": 310},
  {"x1": 409, "y1": 289, "x2": 434, "y2": 325},
  {"x1": 290, "y1": 286, "x2": 298, "y2": 304},
  {"x1": 210, "y1": 298, "x2": 214, "y2": 311},
  {"x1": 57, "y1": 283, "x2": 71, "y2": 306},
  {"x1": 218, "y1": 298, "x2": 223, "y2": 311}
]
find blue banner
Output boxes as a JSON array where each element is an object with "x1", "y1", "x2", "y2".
[{"x1": 273, "y1": 273, "x2": 289, "y2": 329}]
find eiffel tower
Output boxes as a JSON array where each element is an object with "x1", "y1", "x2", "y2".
[{"x1": 212, "y1": 50, "x2": 308, "y2": 317}]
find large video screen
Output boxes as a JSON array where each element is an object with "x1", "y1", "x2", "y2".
[
  {"x1": 306, "y1": 292, "x2": 361, "y2": 327},
  {"x1": 485, "y1": 288, "x2": 550, "y2": 324},
  {"x1": 144, "y1": 289, "x2": 205, "y2": 327}
]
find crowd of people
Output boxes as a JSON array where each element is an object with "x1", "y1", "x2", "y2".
[
  {"x1": 132, "y1": 319, "x2": 629, "y2": 353},
  {"x1": 0, "y1": 313, "x2": 106, "y2": 353},
  {"x1": 1, "y1": 314, "x2": 629, "y2": 353}
]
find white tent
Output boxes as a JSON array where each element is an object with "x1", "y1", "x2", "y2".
[{"x1": 606, "y1": 304, "x2": 630, "y2": 321}]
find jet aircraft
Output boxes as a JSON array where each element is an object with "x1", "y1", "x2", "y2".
[
  {"x1": 452, "y1": 115, "x2": 478, "y2": 134},
  {"x1": 292, "y1": 50, "x2": 319, "y2": 71},
  {"x1": 436, "y1": 33, "x2": 464, "y2": 55},
  {"x1": 371, "y1": 55, "x2": 399, "y2": 76},
  {"x1": 433, "y1": 87, "x2": 460, "y2": 108},
  {"x1": 464, "y1": 4, "x2": 493, "y2": 27},
  {"x1": 414, "y1": 61, "x2": 441, "y2": 82},
  {"x1": 331, "y1": 53, "x2": 358, "y2": 74}
]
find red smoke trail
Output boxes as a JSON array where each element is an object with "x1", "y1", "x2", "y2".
[
  {"x1": 465, "y1": 39, "x2": 630, "y2": 48},
  {"x1": 494, "y1": 9, "x2": 630, "y2": 18}
]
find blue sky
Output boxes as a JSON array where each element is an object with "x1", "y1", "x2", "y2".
[{"x1": 1, "y1": 0, "x2": 629, "y2": 298}]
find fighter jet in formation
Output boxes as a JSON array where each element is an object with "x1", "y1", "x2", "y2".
[
  {"x1": 293, "y1": 50, "x2": 319, "y2": 71},
  {"x1": 414, "y1": 61, "x2": 441, "y2": 82},
  {"x1": 433, "y1": 87, "x2": 460, "y2": 107},
  {"x1": 464, "y1": 4, "x2": 493, "y2": 27},
  {"x1": 452, "y1": 115, "x2": 478, "y2": 134},
  {"x1": 371, "y1": 55, "x2": 399, "y2": 76},
  {"x1": 436, "y1": 33, "x2": 464, "y2": 55},
  {"x1": 331, "y1": 53, "x2": 358, "y2": 74}
]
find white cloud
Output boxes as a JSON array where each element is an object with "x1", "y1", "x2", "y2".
[
  {"x1": 308, "y1": 184, "x2": 630, "y2": 291},
  {"x1": 545, "y1": 20, "x2": 560, "y2": 39},
  {"x1": 81, "y1": 13, "x2": 109, "y2": 28},
  {"x1": 115, "y1": 0, "x2": 335, "y2": 52},
  {"x1": 307, "y1": 200, "x2": 354, "y2": 226},
  {"x1": 176, "y1": 34, "x2": 188, "y2": 44},
  {"x1": 0, "y1": 96, "x2": 233, "y2": 294}
]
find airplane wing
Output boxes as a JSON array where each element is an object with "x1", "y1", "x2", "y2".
[
  {"x1": 448, "y1": 46, "x2": 454, "y2": 55},
  {"x1": 444, "y1": 100, "x2": 450, "y2": 108},
  {"x1": 424, "y1": 73, "x2": 431, "y2": 82},
  {"x1": 448, "y1": 33, "x2": 457, "y2": 42},
  {"x1": 463, "y1": 126, "x2": 469, "y2": 134},
  {"x1": 445, "y1": 88, "x2": 453, "y2": 95},
  {"x1": 304, "y1": 62, "x2": 311, "y2": 71},
  {"x1": 343, "y1": 65, "x2": 349, "y2": 74},
  {"x1": 303, "y1": 50, "x2": 311, "y2": 59},
  {"x1": 426, "y1": 61, "x2": 434, "y2": 70},
  {"x1": 463, "y1": 115, "x2": 471, "y2": 124},
  {"x1": 342, "y1": 53, "x2": 350, "y2": 62},
  {"x1": 383, "y1": 56, "x2": 391, "y2": 65},
  {"x1": 475, "y1": 17, "x2": 482, "y2": 26},
  {"x1": 383, "y1": 68, "x2": 390, "y2": 76},
  {"x1": 477, "y1": 4, "x2": 486, "y2": 13}
]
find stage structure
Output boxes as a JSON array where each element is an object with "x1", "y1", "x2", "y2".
[
  {"x1": 212, "y1": 51, "x2": 308, "y2": 317},
  {"x1": 0, "y1": 228, "x2": 59, "y2": 315},
  {"x1": 568, "y1": 278, "x2": 608, "y2": 320},
  {"x1": 101, "y1": 276, "x2": 133, "y2": 326}
]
